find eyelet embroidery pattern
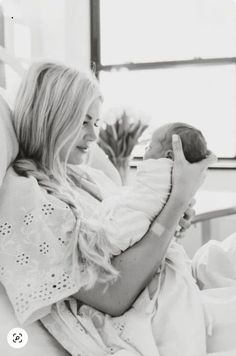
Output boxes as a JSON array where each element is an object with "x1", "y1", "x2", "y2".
[
  {"x1": 58, "y1": 236, "x2": 66, "y2": 246},
  {"x1": 111, "y1": 319, "x2": 126, "y2": 335},
  {"x1": 75, "y1": 319, "x2": 87, "y2": 334},
  {"x1": 39, "y1": 241, "x2": 50, "y2": 255},
  {"x1": 14, "y1": 271, "x2": 77, "y2": 317},
  {"x1": 23, "y1": 213, "x2": 34, "y2": 226},
  {"x1": 0, "y1": 222, "x2": 12, "y2": 237},
  {"x1": 107, "y1": 346, "x2": 117, "y2": 354},
  {"x1": 41, "y1": 203, "x2": 55, "y2": 216},
  {"x1": 16, "y1": 253, "x2": 30, "y2": 266},
  {"x1": 0, "y1": 265, "x2": 5, "y2": 277}
]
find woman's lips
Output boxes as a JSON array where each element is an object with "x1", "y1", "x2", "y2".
[{"x1": 77, "y1": 146, "x2": 89, "y2": 153}]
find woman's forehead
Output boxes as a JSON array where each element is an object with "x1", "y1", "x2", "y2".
[{"x1": 87, "y1": 98, "x2": 101, "y2": 119}]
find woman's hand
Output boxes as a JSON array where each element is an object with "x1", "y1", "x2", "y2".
[
  {"x1": 171, "y1": 134, "x2": 217, "y2": 210},
  {"x1": 175, "y1": 198, "x2": 196, "y2": 238}
]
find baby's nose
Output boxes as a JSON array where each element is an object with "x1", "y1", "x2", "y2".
[{"x1": 144, "y1": 144, "x2": 149, "y2": 152}]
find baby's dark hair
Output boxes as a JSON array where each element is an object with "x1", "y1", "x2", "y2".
[{"x1": 161, "y1": 122, "x2": 208, "y2": 163}]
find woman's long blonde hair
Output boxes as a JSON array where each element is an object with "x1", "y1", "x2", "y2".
[{"x1": 12, "y1": 62, "x2": 118, "y2": 288}]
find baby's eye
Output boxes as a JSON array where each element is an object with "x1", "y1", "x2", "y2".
[{"x1": 94, "y1": 120, "x2": 100, "y2": 128}]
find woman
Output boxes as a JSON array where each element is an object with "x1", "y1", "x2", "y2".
[{"x1": 0, "y1": 62, "x2": 215, "y2": 355}]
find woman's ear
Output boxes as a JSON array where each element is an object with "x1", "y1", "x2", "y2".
[{"x1": 165, "y1": 149, "x2": 174, "y2": 160}]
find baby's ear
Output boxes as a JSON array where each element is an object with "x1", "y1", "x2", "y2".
[{"x1": 165, "y1": 149, "x2": 174, "y2": 160}]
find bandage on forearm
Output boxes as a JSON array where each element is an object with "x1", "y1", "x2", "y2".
[{"x1": 150, "y1": 222, "x2": 166, "y2": 237}]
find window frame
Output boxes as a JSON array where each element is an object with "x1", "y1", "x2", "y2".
[{"x1": 90, "y1": 0, "x2": 236, "y2": 166}]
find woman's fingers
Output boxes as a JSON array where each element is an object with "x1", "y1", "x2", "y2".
[
  {"x1": 183, "y1": 207, "x2": 196, "y2": 221},
  {"x1": 198, "y1": 152, "x2": 218, "y2": 171},
  {"x1": 176, "y1": 205, "x2": 196, "y2": 238},
  {"x1": 172, "y1": 134, "x2": 185, "y2": 162},
  {"x1": 171, "y1": 135, "x2": 216, "y2": 210},
  {"x1": 179, "y1": 217, "x2": 192, "y2": 231},
  {"x1": 189, "y1": 198, "x2": 196, "y2": 208},
  {"x1": 179, "y1": 208, "x2": 195, "y2": 229},
  {"x1": 172, "y1": 135, "x2": 217, "y2": 170}
]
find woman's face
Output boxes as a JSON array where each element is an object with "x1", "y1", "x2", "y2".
[{"x1": 63, "y1": 98, "x2": 101, "y2": 165}]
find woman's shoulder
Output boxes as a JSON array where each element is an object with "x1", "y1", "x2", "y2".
[
  {"x1": 1, "y1": 167, "x2": 71, "y2": 213},
  {"x1": 2, "y1": 167, "x2": 38, "y2": 195}
]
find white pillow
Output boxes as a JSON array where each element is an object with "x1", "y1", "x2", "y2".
[
  {"x1": 0, "y1": 92, "x2": 19, "y2": 185},
  {"x1": 0, "y1": 283, "x2": 69, "y2": 355}
]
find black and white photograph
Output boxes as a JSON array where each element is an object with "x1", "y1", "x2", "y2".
[{"x1": 0, "y1": 1, "x2": 236, "y2": 355}]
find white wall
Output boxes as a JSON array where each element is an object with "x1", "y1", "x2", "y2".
[
  {"x1": 65, "y1": 0, "x2": 90, "y2": 71},
  {"x1": 202, "y1": 169, "x2": 236, "y2": 192},
  {"x1": 2, "y1": 0, "x2": 90, "y2": 69},
  {"x1": 1, "y1": 0, "x2": 90, "y2": 98}
]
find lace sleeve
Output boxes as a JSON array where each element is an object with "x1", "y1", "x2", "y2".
[{"x1": 0, "y1": 169, "x2": 86, "y2": 325}]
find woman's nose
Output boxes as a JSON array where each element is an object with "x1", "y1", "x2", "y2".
[{"x1": 87, "y1": 125, "x2": 98, "y2": 142}]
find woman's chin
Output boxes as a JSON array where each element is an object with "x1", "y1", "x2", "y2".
[{"x1": 68, "y1": 155, "x2": 84, "y2": 165}]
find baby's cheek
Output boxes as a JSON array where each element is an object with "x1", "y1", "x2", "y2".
[{"x1": 143, "y1": 149, "x2": 151, "y2": 160}]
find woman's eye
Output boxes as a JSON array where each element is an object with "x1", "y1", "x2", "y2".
[{"x1": 83, "y1": 121, "x2": 88, "y2": 125}]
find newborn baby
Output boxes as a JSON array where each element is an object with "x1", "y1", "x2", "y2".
[
  {"x1": 95, "y1": 122, "x2": 209, "y2": 253},
  {"x1": 144, "y1": 122, "x2": 208, "y2": 163}
]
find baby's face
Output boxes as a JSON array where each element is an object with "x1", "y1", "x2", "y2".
[{"x1": 144, "y1": 125, "x2": 170, "y2": 160}]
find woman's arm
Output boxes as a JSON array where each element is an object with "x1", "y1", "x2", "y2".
[{"x1": 73, "y1": 135, "x2": 216, "y2": 316}]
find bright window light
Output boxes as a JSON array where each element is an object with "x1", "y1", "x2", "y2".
[
  {"x1": 100, "y1": 0, "x2": 236, "y2": 64},
  {"x1": 100, "y1": 64, "x2": 236, "y2": 157}
]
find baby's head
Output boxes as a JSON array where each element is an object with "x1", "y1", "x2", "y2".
[{"x1": 144, "y1": 122, "x2": 208, "y2": 163}]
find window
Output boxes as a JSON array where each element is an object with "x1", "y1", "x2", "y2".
[{"x1": 91, "y1": 0, "x2": 236, "y2": 160}]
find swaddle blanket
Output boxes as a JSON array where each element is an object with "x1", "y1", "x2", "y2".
[{"x1": 84, "y1": 158, "x2": 173, "y2": 253}]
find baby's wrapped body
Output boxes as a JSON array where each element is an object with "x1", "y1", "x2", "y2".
[{"x1": 96, "y1": 158, "x2": 173, "y2": 253}]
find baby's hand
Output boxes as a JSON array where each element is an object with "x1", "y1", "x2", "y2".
[{"x1": 175, "y1": 199, "x2": 196, "y2": 238}]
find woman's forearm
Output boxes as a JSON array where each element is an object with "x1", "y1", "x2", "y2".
[{"x1": 73, "y1": 192, "x2": 187, "y2": 316}]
